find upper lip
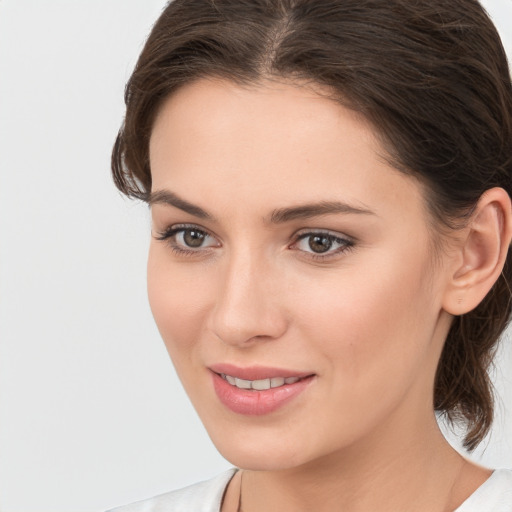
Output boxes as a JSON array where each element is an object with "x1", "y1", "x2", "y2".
[{"x1": 209, "y1": 363, "x2": 314, "y2": 381}]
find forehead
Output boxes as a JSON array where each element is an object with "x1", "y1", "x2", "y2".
[
  {"x1": 151, "y1": 77, "x2": 374, "y2": 154},
  {"x1": 149, "y1": 78, "x2": 426, "y2": 222}
]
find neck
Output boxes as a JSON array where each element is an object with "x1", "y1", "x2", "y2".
[{"x1": 236, "y1": 414, "x2": 482, "y2": 512}]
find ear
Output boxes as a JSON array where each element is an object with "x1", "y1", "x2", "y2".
[{"x1": 443, "y1": 187, "x2": 512, "y2": 316}]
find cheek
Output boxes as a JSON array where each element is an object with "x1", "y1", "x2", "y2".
[
  {"x1": 292, "y1": 246, "x2": 439, "y2": 385},
  {"x1": 146, "y1": 245, "x2": 209, "y2": 362},
  {"x1": 277, "y1": 250, "x2": 442, "y2": 448}
]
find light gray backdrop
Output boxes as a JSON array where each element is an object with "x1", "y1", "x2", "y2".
[{"x1": 0, "y1": 1, "x2": 511, "y2": 511}]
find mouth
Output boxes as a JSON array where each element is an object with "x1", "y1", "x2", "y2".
[
  {"x1": 218, "y1": 373, "x2": 307, "y2": 391},
  {"x1": 209, "y1": 364, "x2": 316, "y2": 415}
]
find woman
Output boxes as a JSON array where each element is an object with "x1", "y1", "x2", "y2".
[{"x1": 109, "y1": 0, "x2": 512, "y2": 510}]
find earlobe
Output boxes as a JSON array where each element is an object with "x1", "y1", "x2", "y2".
[{"x1": 443, "y1": 187, "x2": 512, "y2": 316}]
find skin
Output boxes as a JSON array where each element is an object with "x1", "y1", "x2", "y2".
[{"x1": 147, "y1": 78, "x2": 510, "y2": 511}]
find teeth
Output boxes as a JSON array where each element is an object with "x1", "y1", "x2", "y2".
[
  {"x1": 221, "y1": 374, "x2": 303, "y2": 390},
  {"x1": 270, "y1": 377, "x2": 285, "y2": 388},
  {"x1": 234, "y1": 378, "x2": 252, "y2": 389},
  {"x1": 252, "y1": 378, "x2": 271, "y2": 391}
]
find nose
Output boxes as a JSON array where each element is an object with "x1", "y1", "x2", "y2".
[{"x1": 207, "y1": 250, "x2": 288, "y2": 347}]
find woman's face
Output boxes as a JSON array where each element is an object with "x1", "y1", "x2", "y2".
[{"x1": 147, "y1": 78, "x2": 455, "y2": 470}]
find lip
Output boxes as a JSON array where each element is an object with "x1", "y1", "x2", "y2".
[
  {"x1": 209, "y1": 364, "x2": 315, "y2": 416},
  {"x1": 209, "y1": 363, "x2": 313, "y2": 381}
]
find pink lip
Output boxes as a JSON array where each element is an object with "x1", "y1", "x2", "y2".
[
  {"x1": 209, "y1": 364, "x2": 315, "y2": 416},
  {"x1": 209, "y1": 363, "x2": 313, "y2": 381}
]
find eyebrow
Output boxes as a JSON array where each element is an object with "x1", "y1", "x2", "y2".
[
  {"x1": 148, "y1": 189, "x2": 375, "y2": 223},
  {"x1": 148, "y1": 190, "x2": 213, "y2": 220},
  {"x1": 269, "y1": 201, "x2": 375, "y2": 223}
]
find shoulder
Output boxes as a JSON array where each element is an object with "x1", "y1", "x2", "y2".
[
  {"x1": 106, "y1": 469, "x2": 238, "y2": 512},
  {"x1": 456, "y1": 469, "x2": 512, "y2": 512}
]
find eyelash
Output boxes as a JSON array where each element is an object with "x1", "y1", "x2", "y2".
[
  {"x1": 155, "y1": 224, "x2": 218, "y2": 257},
  {"x1": 292, "y1": 231, "x2": 355, "y2": 261},
  {"x1": 155, "y1": 225, "x2": 355, "y2": 261}
]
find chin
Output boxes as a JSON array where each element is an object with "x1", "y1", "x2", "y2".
[
  {"x1": 220, "y1": 446, "x2": 307, "y2": 472},
  {"x1": 207, "y1": 427, "x2": 317, "y2": 471}
]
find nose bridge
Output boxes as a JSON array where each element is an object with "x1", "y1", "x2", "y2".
[{"x1": 209, "y1": 244, "x2": 287, "y2": 346}]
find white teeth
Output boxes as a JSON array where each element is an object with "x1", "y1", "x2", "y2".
[
  {"x1": 221, "y1": 374, "x2": 303, "y2": 390},
  {"x1": 252, "y1": 378, "x2": 271, "y2": 391},
  {"x1": 234, "y1": 378, "x2": 252, "y2": 389},
  {"x1": 270, "y1": 377, "x2": 285, "y2": 388}
]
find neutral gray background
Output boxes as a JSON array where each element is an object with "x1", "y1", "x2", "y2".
[{"x1": 0, "y1": 1, "x2": 511, "y2": 511}]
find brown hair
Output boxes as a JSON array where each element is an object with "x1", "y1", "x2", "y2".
[{"x1": 112, "y1": 0, "x2": 512, "y2": 450}]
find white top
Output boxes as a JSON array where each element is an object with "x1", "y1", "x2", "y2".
[
  {"x1": 107, "y1": 470, "x2": 237, "y2": 512},
  {"x1": 455, "y1": 469, "x2": 512, "y2": 512},
  {"x1": 108, "y1": 468, "x2": 512, "y2": 512}
]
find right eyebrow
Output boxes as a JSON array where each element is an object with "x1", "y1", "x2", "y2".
[
  {"x1": 147, "y1": 190, "x2": 214, "y2": 220},
  {"x1": 268, "y1": 201, "x2": 375, "y2": 224}
]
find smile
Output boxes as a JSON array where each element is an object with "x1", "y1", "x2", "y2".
[
  {"x1": 219, "y1": 374, "x2": 302, "y2": 390},
  {"x1": 210, "y1": 366, "x2": 316, "y2": 415}
]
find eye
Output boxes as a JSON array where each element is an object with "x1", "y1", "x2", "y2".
[
  {"x1": 291, "y1": 231, "x2": 354, "y2": 259},
  {"x1": 155, "y1": 224, "x2": 220, "y2": 254},
  {"x1": 175, "y1": 228, "x2": 211, "y2": 248}
]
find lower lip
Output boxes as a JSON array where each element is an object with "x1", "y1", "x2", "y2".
[{"x1": 211, "y1": 372, "x2": 314, "y2": 415}]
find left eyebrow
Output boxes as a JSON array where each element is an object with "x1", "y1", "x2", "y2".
[
  {"x1": 147, "y1": 190, "x2": 214, "y2": 220},
  {"x1": 269, "y1": 201, "x2": 376, "y2": 224}
]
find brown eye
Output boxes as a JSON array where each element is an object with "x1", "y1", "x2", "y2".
[
  {"x1": 183, "y1": 229, "x2": 207, "y2": 247},
  {"x1": 308, "y1": 235, "x2": 333, "y2": 253},
  {"x1": 156, "y1": 225, "x2": 220, "y2": 254},
  {"x1": 292, "y1": 231, "x2": 354, "y2": 259}
]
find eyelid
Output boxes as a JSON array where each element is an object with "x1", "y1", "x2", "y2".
[
  {"x1": 155, "y1": 223, "x2": 216, "y2": 240},
  {"x1": 292, "y1": 228, "x2": 355, "y2": 244},
  {"x1": 290, "y1": 229, "x2": 355, "y2": 259},
  {"x1": 154, "y1": 223, "x2": 221, "y2": 255}
]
